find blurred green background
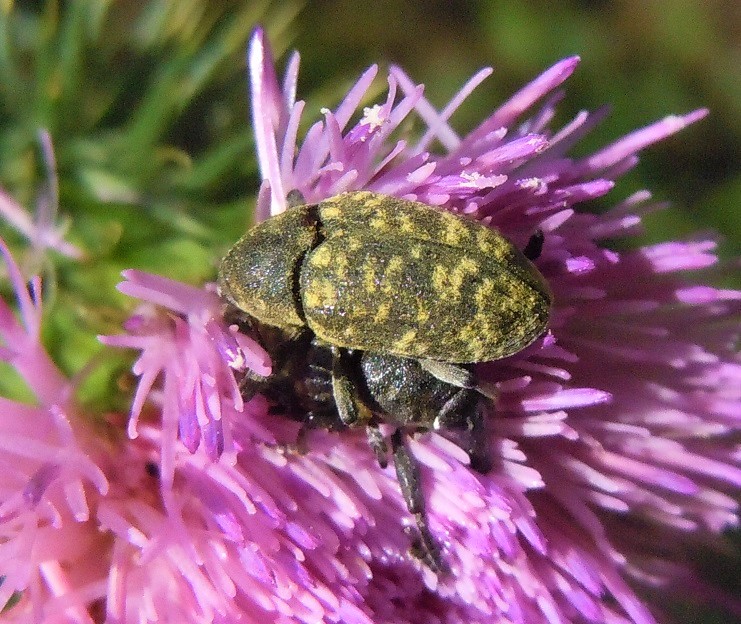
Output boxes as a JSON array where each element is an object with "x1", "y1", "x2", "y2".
[
  {"x1": 292, "y1": 0, "x2": 739, "y2": 254},
  {"x1": 0, "y1": 1, "x2": 737, "y2": 621}
]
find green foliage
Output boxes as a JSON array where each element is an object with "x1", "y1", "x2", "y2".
[{"x1": 0, "y1": 0, "x2": 299, "y2": 401}]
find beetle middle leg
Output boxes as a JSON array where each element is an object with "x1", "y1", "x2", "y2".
[
  {"x1": 418, "y1": 359, "x2": 497, "y2": 400},
  {"x1": 418, "y1": 358, "x2": 476, "y2": 390}
]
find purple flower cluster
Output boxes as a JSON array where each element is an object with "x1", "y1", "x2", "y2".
[{"x1": 0, "y1": 27, "x2": 738, "y2": 624}]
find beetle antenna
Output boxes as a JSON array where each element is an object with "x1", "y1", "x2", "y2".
[{"x1": 523, "y1": 229, "x2": 544, "y2": 261}]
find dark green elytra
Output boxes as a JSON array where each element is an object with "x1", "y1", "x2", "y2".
[{"x1": 219, "y1": 191, "x2": 551, "y2": 363}]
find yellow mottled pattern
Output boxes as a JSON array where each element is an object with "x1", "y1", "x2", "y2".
[
  {"x1": 475, "y1": 228, "x2": 494, "y2": 254},
  {"x1": 318, "y1": 196, "x2": 342, "y2": 219},
  {"x1": 309, "y1": 244, "x2": 332, "y2": 267},
  {"x1": 363, "y1": 264, "x2": 378, "y2": 292},
  {"x1": 440, "y1": 214, "x2": 470, "y2": 247},
  {"x1": 432, "y1": 258, "x2": 479, "y2": 301},
  {"x1": 301, "y1": 286, "x2": 321, "y2": 310},
  {"x1": 382, "y1": 256, "x2": 404, "y2": 292},
  {"x1": 393, "y1": 329, "x2": 417, "y2": 351},
  {"x1": 370, "y1": 216, "x2": 389, "y2": 231},
  {"x1": 456, "y1": 322, "x2": 490, "y2": 360},
  {"x1": 476, "y1": 227, "x2": 511, "y2": 263},
  {"x1": 398, "y1": 214, "x2": 415, "y2": 234},
  {"x1": 218, "y1": 203, "x2": 318, "y2": 329},
  {"x1": 375, "y1": 301, "x2": 391, "y2": 322},
  {"x1": 347, "y1": 237, "x2": 362, "y2": 252},
  {"x1": 361, "y1": 192, "x2": 384, "y2": 208},
  {"x1": 303, "y1": 278, "x2": 337, "y2": 309},
  {"x1": 297, "y1": 191, "x2": 552, "y2": 362},
  {"x1": 416, "y1": 304, "x2": 430, "y2": 324},
  {"x1": 319, "y1": 192, "x2": 517, "y2": 264},
  {"x1": 474, "y1": 277, "x2": 497, "y2": 308}
]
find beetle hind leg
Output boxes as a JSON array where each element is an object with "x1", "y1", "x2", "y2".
[
  {"x1": 433, "y1": 390, "x2": 493, "y2": 474},
  {"x1": 465, "y1": 402, "x2": 492, "y2": 473},
  {"x1": 391, "y1": 429, "x2": 445, "y2": 572}
]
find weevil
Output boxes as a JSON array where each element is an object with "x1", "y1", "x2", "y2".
[
  {"x1": 219, "y1": 191, "x2": 550, "y2": 567},
  {"x1": 219, "y1": 191, "x2": 551, "y2": 363}
]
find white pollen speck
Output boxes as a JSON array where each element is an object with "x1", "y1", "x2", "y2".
[
  {"x1": 360, "y1": 104, "x2": 386, "y2": 131},
  {"x1": 461, "y1": 171, "x2": 508, "y2": 189}
]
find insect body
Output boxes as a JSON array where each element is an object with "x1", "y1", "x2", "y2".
[
  {"x1": 218, "y1": 191, "x2": 551, "y2": 363},
  {"x1": 219, "y1": 191, "x2": 550, "y2": 568}
]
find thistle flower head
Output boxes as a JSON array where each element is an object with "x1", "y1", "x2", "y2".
[{"x1": 1, "y1": 26, "x2": 738, "y2": 624}]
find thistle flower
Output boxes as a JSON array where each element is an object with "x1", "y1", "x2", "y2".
[{"x1": 1, "y1": 26, "x2": 739, "y2": 624}]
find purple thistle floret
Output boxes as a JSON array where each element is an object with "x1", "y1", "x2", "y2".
[
  {"x1": 0, "y1": 27, "x2": 739, "y2": 624},
  {"x1": 0, "y1": 131, "x2": 84, "y2": 267}
]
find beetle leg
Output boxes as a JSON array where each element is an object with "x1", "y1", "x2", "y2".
[
  {"x1": 238, "y1": 369, "x2": 273, "y2": 403},
  {"x1": 418, "y1": 358, "x2": 499, "y2": 404},
  {"x1": 418, "y1": 358, "x2": 475, "y2": 389},
  {"x1": 330, "y1": 347, "x2": 364, "y2": 426},
  {"x1": 432, "y1": 390, "x2": 492, "y2": 473},
  {"x1": 474, "y1": 379, "x2": 499, "y2": 400},
  {"x1": 433, "y1": 388, "x2": 478, "y2": 430},
  {"x1": 523, "y1": 229, "x2": 544, "y2": 261},
  {"x1": 391, "y1": 429, "x2": 444, "y2": 571}
]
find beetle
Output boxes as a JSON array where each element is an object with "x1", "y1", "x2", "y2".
[
  {"x1": 219, "y1": 191, "x2": 551, "y2": 362},
  {"x1": 219, "y1": 191, "x2": 551, "y2": 420},
  {"x1": 219, "y1": 191, "x2": 551, "y2": 568}
]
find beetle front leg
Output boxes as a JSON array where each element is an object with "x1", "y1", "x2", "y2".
[
  {"x1": 418, "y1": 358, "x2": 497, "y2": 400},
  {"x1": 391, "y1": 429, "x2": 444, "y2": 572},
  {"x1": 418, "y1": 358, "x2": 475, "y2": 389}
]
